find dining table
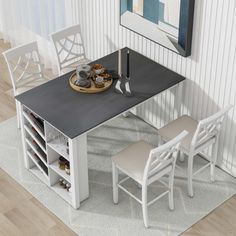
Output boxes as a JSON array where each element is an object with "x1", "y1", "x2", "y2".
[{"x1": 16, "y1": 47, "x2": 185, "y2": 209}]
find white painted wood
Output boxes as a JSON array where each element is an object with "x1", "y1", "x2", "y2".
[
  {"x1": 47, "y1": 145, "x2": 61, "y2": 164},
  {"x1": 23, "y1": 111, "x2": 45, "y2": 140},
  {"x1": 45, "y1": 122, "x2": 70, "y2": 161},
  {"x1": 24, "y1": 125, "x2": 46, "y2": 153},
  {"x1": 158, "y1": 105, "x2": 233, "y2": 196},
  {"x1": 20, "y1": 104, "x2": 32, "y2": 169},
  {"x1": 69, "y1": 0, "x2": 236, "y2": 177},
  {"x1": 69, "y1": 133, "x2": 89, "y2": 209},
  {"x1": 30, "y1": 166, "x2": 49, "y2": 186},
  {"x1": 175, "y1": 82, "x2": 184, "y2": 118},
  {"x1": 20, "y1": 105, "x2": 83, "y2": 208},
  {"x1": 112, "y1": 130, "x2": 188, "y2": 227},
  {"x1": 27, "y1": 150, "x2": 49, "y2": 180},
  {"x1": 2, "y1": 42, "x2": 49, "y2": 128},
  {"x1": 50, "y1": 24, "x2": 90, "y2": 75},
  {"x1": 51, "y1": 182, "x2": 72, "y2": 204},
  {"x1": 49, "y1": 161, "x2": 71, "y2": 183},
  {"x1": 112, "y1": 162, "x2": 118, "y2": 204},
  {"x1": 25, "y1": 138, "x2": 47, "y2": 166}
]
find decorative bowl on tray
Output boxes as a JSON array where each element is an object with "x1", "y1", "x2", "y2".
[
  {"x1": 69, "y1": 63, "x2": 113, "y2": 94},
  {"x1": 93, "y1": 64, "x2": 105, "y2": 75}
]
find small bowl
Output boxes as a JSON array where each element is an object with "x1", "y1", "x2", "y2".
[
  {"x1": 95, "y1": 76, "x2": 104, "y2": 88},
  {"x1": 99, "y1": 72, "x2": 111, "y2": 80},
  {"x1": 93, "y1": 64, "x2": 105, "y2": 75}
]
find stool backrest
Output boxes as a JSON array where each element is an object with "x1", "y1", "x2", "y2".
[
  {"x1": 191, "y1": 105, "x2": 233, "y2": 151},
  {"x1": 144, "y1": 130, "x2": 188, "y2": 185},
  {"x1": 3, "y1": 41, "x2": 44, "y2": 95},
  {"x1": 50, "y1": 24, "x2": 87, "y2": 73}
]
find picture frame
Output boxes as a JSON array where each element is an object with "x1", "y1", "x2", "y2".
[{"x1": 120, "y1": 0, "x2": 195, "y2": 57}]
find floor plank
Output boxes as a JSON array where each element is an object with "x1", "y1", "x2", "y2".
[
  {"x1": 0, "y1": 39, "x2": 16, "y2": 123},
  {"x1": 0, "y1": 169, "x2": 78, "y2": 236},
  {"x1": 0, "y1": 40, "x2": 77, "y2": 236},
  {"x1": 183, "y1": 195, "x2": 236, "y2": 235}
]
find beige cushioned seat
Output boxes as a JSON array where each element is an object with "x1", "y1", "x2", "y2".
[
  {"x1": 112, "y1": 141, "x2": 153, "y2": 183},
  {"x1": 158, "y1": 115, "x2": 198, "y2": 153}
]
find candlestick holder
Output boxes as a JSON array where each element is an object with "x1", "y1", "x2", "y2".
[
  {"x1": 115, "y1": 49, "x2": 123, "y2": 94},
  {"x1": 115, "y1": 49, "x2": 132, "y2": 96},
  {"x1": 124, "y1": 76, "x2": 131, "y2": 96},
  {"x1": 115, "y1": 75, "x2": 123, "y2": 94}
]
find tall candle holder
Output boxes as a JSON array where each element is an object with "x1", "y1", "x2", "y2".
[
  {"x1": 115, "y1": 49, "x2": 123, "y2": 94},
  {"x1": 124, "y1": 50, "x2": 131, "y2": 96},
  {"x1": 115, "y1": 49, "x2": 132, "y2": 96}
]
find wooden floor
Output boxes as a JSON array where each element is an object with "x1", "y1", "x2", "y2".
[
  {"x1": 0, "y1": 170, "x2": 78, "y2": 236},
  {"x1": 0, "y1": 40, "x2": 78, "y2": 236},
  {"x1": 0, "y1": 40, "x2": 16, "y2": 122},
  {"x1": 183, "y1": 196, "x2": 236, "y2": 236},
  {"x1": 0, "y1": 40, "x2": 236, "y2": 236}
]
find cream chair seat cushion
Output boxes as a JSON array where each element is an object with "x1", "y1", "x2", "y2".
[
  {"x1": 112, "y1": 141, "x2": 153, "y2": 184},
  {"x1": 158, "y1": 115, "x2": 198, "y2": 153}
]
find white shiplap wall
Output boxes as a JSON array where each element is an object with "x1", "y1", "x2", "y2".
[{"x1": 70, "y1": 0, "x2": 236, "y2": 176}]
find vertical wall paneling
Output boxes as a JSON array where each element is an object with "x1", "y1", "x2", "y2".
[{"x1": 69, "y1": 0, "x2": 236, "y2": 177}]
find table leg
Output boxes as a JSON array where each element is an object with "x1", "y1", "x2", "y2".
[
  {"x1": 69, "y1": 133, "x2": 89, "y2": 209},
  {"x1": 19, "y1": 103, "x2": 31, "y2": 169},
  {"x1": 175, "y1": 81, "x2": 184, "y2": 118}
]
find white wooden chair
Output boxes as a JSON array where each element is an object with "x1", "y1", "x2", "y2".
[
  {"x1": 112, "y1": 131, "x2": 188, "y2": 228},
  {"x1": 158, "y1": 105, "x2": 233, "y2": 197},
  {"x1": 50, "y1": 24, "x2": 90, "y2": 75},
  {"x1": 3, "y1": 41, "x2": 49, "y2": 129}
]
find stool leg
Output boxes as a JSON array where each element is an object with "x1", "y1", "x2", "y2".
[
  {"x1": 211, "y1": 137, "x2": 219, "y2": 182},
  {"x1": 158, "y1": 136, "x2": 164, "y2": 146},
  {"x1": 187, "y1": 153, "x2": 194, "y2": 197},
  {"x1": 142, "y1": 185, "x2": 149, "y2": 228},
  {"x1": 112, "y1": 163, "x2": 119, "y2": 204},
  {"x1": 179, "y1": 151, "x2": 185, "y2": 162},
  {"x1": 168, "y1": 172, "x2": 175, "y2": 210}
]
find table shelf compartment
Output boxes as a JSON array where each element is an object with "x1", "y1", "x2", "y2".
[
  {"x1": 24, "y1": 124, "x2": 46, "y2": 153},
  {"x1": 47, "y1": 145, "x2": 70, "y2": 183},
  {"x1": 48, "y1": 169, "x2": 72, "y2": 204},
  {"x1": 47, "y1": 137, "x2": 69, "y2": 161},
  {"x1": 27, "y1": 150, "x2": 49, "y2": 178},
  {"x1": 29, "y1": 166, "x2": 49, "y2": 185},
  {"x1": 49, "y1": 160, "x2": 71, "y2": 183},
  {"x1": 51, "y1": 182, "x2": 72, "y2": 204},
  {"x1": 26, "y1": 138, "x2": 47, "y2": 165},
  {"x1": 45, "y1": 122, "x2": 69, "y2": 160},
  {"x1": 23, "y1": 110, "x2": 45, "y2": 140}
]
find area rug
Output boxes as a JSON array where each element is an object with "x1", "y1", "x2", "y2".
[{"x1": 0, "y1": 116, "x2": 236, "y2": 236}]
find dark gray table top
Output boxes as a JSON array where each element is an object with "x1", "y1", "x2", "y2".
[{"x1": 16, "y1": 48, "x2": 185, "y2": 139}]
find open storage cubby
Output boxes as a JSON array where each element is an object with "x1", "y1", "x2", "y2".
[
  {"x1": 45, "y1": 122, "x2": 69, "y2": 161},
  {"x1": 47, "y1": 145, "x2": 71, "y2": 204},
  {"x1": 23, "y1": 108, "x2": 45, "y2": 139},
  {"x1": 21, "y1": 105, "x2": 73, "y2": 206},
  {"x1": 27, "y1": 149, "x2": 48, "y2": 177},
  {"x1": 24, "y1": 124, "x2": 46, "y2": 152},
  {"x1": 49, "y1": 169, "x2": 72, "y2": 204},
  {"x1": 47, "y1": 145, "x2": 71, "y2": 183},
  {"x1": 22, "y1": 106, "x2": 49, "y2": 184}
]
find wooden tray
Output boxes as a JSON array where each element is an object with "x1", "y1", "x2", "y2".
[{"x1": 69, "y1": 72, "x2": 113, "y2": 94}]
